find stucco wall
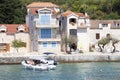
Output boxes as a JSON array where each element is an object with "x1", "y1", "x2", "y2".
[
  {"x1": 77, "y1": 29, "x2": 90, "y2": 52},
  {"x1": 0, "y1": 33, "x2": 30, "y2": 53},
  {"x1": 38, "y1": 42, "x2": 61, "y2": 53}
]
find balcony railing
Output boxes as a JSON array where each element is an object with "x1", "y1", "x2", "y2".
[
  {"x1": 38, "y1": 34, "x2": 61, "y2": 42},
  {"x1": 35, "y1": 19, "x2": 59, "y2": 28}
]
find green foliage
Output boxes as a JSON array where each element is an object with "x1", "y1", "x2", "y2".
[
  {"x1": 12, "y1": 40, "x2": 26, "y2": 48},
  {"x1": 0, "y1": 0, "x2": 26, "y2": 24},
  {"x1": 97, "y1": 37, "x2": 110, "y2": 52},
  {"x1": 12, "y1": 40, "x2": 26, "y2": 52},
  {"x1": 98, "y1": 38, "x2": 110, "y2": 46},
  {"x1": 97, "y1": 34, "x2": 120, "y2": 53},
  {"x1": 0, "y1": 0, "x2": 120, "y2": 23},
  {"x1": 79, "y1": 50, "x2": 84, "y2": 53},
  {"x1": 106, "y1": 12, "x2": 120, "y2": 20}
]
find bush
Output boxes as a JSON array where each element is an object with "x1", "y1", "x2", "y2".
[{"x1": 79, "y1": 50, "x2": 83, "y2": 53}]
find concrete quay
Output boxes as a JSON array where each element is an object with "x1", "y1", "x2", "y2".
[{"x1": 0, "y1": 52, "x2": 120, "y2": 64}]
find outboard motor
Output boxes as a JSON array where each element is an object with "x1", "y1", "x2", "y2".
[{"x1": 54, "y1": 60, "x2": 58, "y2": 65}]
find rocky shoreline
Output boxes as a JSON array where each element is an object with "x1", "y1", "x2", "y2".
[{"x1": 0, "y1": 53, "x2": 120, "y2": 64}]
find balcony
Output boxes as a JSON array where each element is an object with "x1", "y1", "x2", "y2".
[
  {"x1": 77, "y1": 23, "x2": 90, "y2": 29},
  {"x1": 38, "y1": 34, "x2": 61, "y2": 42},
  {"x1": 35, "y1": 19, "x2": 59, "y2": 28}
]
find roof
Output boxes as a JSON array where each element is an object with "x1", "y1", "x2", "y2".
[
  {"x1": 27, "y1": 2, "x2": 59, "y2": 8},
  {"x1": 0, "y1": 24, "x2": 28, "y2": 34},
  {"x1": 29, "y1": 8, "x2": 57, "y2": 15},
  {"x1": 27, "y1": 2, "x2": 59, "y2": 15},
  {"x1": 61, "y1": 10, "x2": 88, "y2": 18},
  {"x1": 90, "y1": 20, "x2": 120, "y2": 29}
]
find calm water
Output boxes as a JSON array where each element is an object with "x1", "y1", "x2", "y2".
[{"x1": 0, "y1": 62, "x2": 120, "y2": 80}]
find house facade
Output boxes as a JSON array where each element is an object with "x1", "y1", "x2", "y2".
[
  {"x1": 89, "y1": 20, "x2": 120, "y2": 52},
  {"x1": 0, "y1": 2, "x2": 119, "y2": 54},
  {"x1": 59, "y1": 10, "x2": 120, "y2": 52},
  {"x1": 59, "y1": 10, "x2": 90, "y2": 52},
  {"x1": 26, "y1": 2, "x2": 61, "y2": 53},
  {"x1": 0, "y1": 24, "x2": 30, "y2": 53}
]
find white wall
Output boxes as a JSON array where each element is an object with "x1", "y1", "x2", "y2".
[
  {"x1": 0, "y1": 32, "x2": 30, "y2": 53},
  {"x1": 67, "y1": 15, "x2": 78, "y2": 37},
  {"x1": 77, "y1": 29, "x2": 89, "y2": 52},
  {"x1": 38, "y1": 42, "x2": 61, "y2": 53},
  {"x1": 88, "y1": 28, "x2": 120, "y2": 52},
  {"x1": 15, "y1": 33, "x2": 30, "y2": 53}
]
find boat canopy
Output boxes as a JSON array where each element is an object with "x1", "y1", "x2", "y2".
[{"x1": 29, "y1": 55, "x2": 47, "y2": 61}]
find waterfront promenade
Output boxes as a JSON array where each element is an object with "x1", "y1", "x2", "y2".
[{"x1": 0, "y1": 52, "x2": 120, "y2": 64}]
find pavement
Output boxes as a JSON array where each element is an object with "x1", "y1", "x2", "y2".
[{"x1": 0, "y1": 51, "x2": 120, "y2": 58}]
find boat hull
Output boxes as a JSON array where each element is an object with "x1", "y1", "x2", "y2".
[{"x1": 21, "y1": 61, "x2": 56, "y2": 70}]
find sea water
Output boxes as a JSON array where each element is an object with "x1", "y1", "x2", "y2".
[{"x1": 0, "y1": 62, "x2": 120, "y2": 80}]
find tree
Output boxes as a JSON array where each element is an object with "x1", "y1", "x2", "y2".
[
  {"x1": 12, "y1": 40, "x2": 26, "y2": 52},
  {"x1": 68, "y1": 36, "x2": 77, "y2": 53},
  {"x1": 113, "y1": 0, "x2": 120, "y2": 14},
  {"x1": 97, "y1": 37, "x2": 110, "y2": 52},
  {"x1": 61, "y1": 35, "x2": 68, "y2": 52},
  {"x1": 111, "y1": 38, "x2": 119, "y2": 53},
  {"x1": 0, "y1": 0, "x2": 26, "y2": 24},
  {"x1": 106, "y1": 12, "x2": 120, "y2": 19},
  {"x1": 97, "y1": 34, "x2": 119, "y2": 53}
]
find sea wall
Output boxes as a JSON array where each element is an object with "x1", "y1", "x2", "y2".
[
  {"x1": 0, "y1": 54, "x2": 120, "y2": 64},
  {"x1": 54, "y1": 54, "x2": 120, "y2": 62},
  {"x1": 0, "y1": 57, "x2": 28, "y2": 64}
]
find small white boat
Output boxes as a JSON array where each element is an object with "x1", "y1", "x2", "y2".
[{"x1": 21, "y1": 55, "x2": 58, "y2": 70}]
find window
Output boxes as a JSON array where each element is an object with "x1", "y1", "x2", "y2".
[
  {"x1": 17, "y1": 25, "x2": 25, "y2": 32},
  {"x1": 69, "y1": 18, "x2": 76, "y2": 23},
  {"x1": 96, "y1": 33, "x2": 100, "y2": 39},
  {"x1": 102, "y1": 24, "x2": 108, "y2": 27},
  {"x1": 0, "y1": 25, "x2": 7, "y2": 32},
  {"x1": 31, "y1": 16, "x2": 34, "y2": 21},
  {"x1": 0, "y1": 30, "x2": 6, "y2": 33},
  {"x1": 51, "y1": 42, "x2": 56, "y2": 47},
  {"x1": 42, "y1": 42, "x2": 47, "y2": 47},
  {"x1": 59, "y1": 20, "x2": 61, "y2": 26},
  {"x1": 70, "y1": 29, "x2": 77, "y2": 35},
  {"x1": 115, "y1": 23, "x2": 120, "y2": 27},
  {"x1": 69, "y1": 18, "x2": 76, "y2": 25},
  {"x1": 40, "y1": 14, "x2": 50, "y2": 24},
  {"x1": 40, "y1": 29, "x2": 51, "y2": 38},
  {"x1": 62, "y1": 17, "x2": 64, "y2": 20}
]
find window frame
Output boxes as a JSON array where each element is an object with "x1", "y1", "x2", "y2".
[
  {"x1": 51, "y1": 42, "x2": 57, "y2": 47},
  {"x1": 96, "y1": 33, "x2": 100, "y2": 39},
  {"x1": 42, "y1": 42, "x2": 48, "y2": 48},
  {"x1": 40, "y1": 28, "x2": 51, "y2": 38},
  {"x1": 102, "y1": 23, "x2": 108, "y2": 27},
  {"x1": 39, "y1": 14, "x2": 50, "y2": 25}
]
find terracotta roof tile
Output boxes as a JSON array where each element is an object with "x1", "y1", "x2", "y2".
[
  {"x1": 29, "y1": 8, "x2": 57, "y2": 15},
  {"x1": 90, "y1": 20, "x2": 120, "y2": 29},
  {"x1": 27, "y1": 2, "x2": 59, "y2": 8},
  {"x1": 0, "y1": 24, "x2": 28, "y2": 34},
  {"x1": 90, "y1": 20, "x2": 99, "y2": 29},
  {"x1": 29, "y1": 8, "x2": 39, "y2": 14},
  {"x1": 61, "y1": 10, "x2": 86, "y2": 17}
]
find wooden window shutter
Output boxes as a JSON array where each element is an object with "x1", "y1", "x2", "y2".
[
  {"x1": 6, "y1": 44, "x2": 10, "y2": 51},
  {"x1": 96, "y1": 33, "x2": 100, "y2": 39}
]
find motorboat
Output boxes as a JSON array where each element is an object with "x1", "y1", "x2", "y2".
[
  {"x1": 28, "y1": 55, "x2": 58, "y2": 65},
  {"x1": 21, "y1": 55, "x2": 58, "y2": 70}
]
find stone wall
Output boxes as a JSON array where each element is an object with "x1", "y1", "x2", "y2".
[
  {"x1": 0, "y1": 57, "x2": 28, "y2": 64},
  {"x1": 0, "y1": 54, "x2": 120, "y2": 64},
  {"x1": 51, "y1": 54, "x2": 120, "y2": 62}
]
